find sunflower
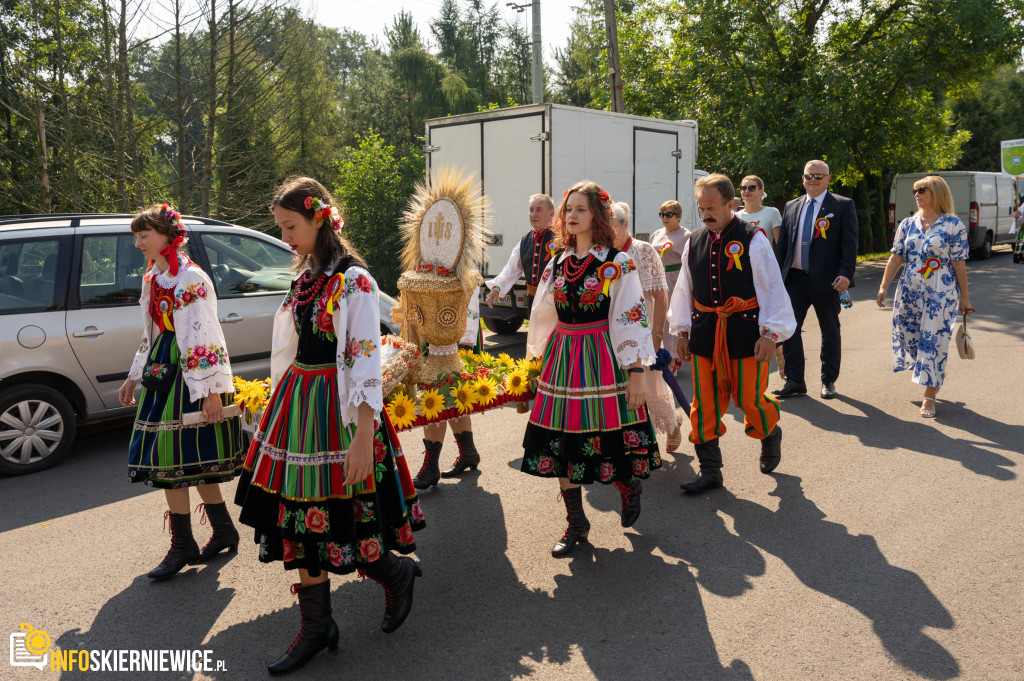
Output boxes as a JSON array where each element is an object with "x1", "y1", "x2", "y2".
[
  {"x1": 473, "y1": 376, "x2": 499, "y2": 406},
  {"x1": 451, "y1": 381, "x2": 478, "y2": 414},
  {"x1": 503, "y1": 368, "x2": 529, "y2": 397},
  {"x1": 498, "y1": 352, "x2": 516, "y2": 368},
  {"x1": 478, "y1": 351, "x2": 495, "y2": 364},
  {"x1": 386, "y1": 393, "x2": 417, "y2": 429},
  {"x1": 418, "y1": 388, "x2": 444, "y2": 421}
]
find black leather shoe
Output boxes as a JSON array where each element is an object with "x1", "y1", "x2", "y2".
[
  {"x1": 680, "y1": 470, "x2": 724, "y2": 494},
  {"x1": 820, "y1": 381, "x2": 837, "y2": 399},
  {"x1": 772, "y1": 380, "x2": 807, "y2": 398},
  {"x1": 759, "y1": 426, "x2": 782, "y2": 474}
]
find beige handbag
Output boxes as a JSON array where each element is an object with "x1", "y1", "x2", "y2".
[{"x1": 954, "y1": 314, "x2": 975, "y2": 360}]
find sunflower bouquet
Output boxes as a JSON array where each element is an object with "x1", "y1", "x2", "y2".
[
  {"x1": 232, "y1": 376, "x2": 272, "y2": 434},
  {"x1": 384, "y1": 350, "x2": 541, "y2": 430}
]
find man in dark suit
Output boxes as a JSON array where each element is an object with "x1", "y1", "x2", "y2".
[{"x1": 773, "y1": 160, "x2": 858, "y2": 399}]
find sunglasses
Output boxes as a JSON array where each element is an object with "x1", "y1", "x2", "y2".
[
  {"x1": 912, "y1": 187, "x2": 928, "y2": 195},
  {"x1": 658, "y1": 212, "x2": 678, "y2": 218},
  {"x1": 803, "y1": 173, "x2": 827, "y2": 180},
  {"x1": 740, "y1": 185, "x2": 760, "y2": 192}
]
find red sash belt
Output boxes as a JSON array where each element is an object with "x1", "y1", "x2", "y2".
[{"x1": 693, "y1": 296, "x2": 758, "y2": 394}]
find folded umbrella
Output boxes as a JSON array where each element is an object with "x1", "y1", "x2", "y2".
[{"x1": 651, "y1": 348, "x2": 690, "y2": 414}]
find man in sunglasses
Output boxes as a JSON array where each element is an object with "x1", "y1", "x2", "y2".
[{"x1": 773, "y1": 160, "x2": 859, "y2": 400}]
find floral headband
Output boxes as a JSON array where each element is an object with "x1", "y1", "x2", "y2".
[
  {"x1": 160, "y1": 203, "x2": 187, "y2": 237},
  {"x1": 304, "y1": 196, "x2": 343, "y2": 231},
  {"x1": 563, "y1": 188, "x2": 614, "y2": 208}
]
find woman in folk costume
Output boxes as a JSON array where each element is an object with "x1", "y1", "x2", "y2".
[
  {"x1": 522, "y1": 181, "x2": 661, "y2": 558},
  {"x1": 234, "y1": 177, "x2": 425, "y2": 676},
  {"x1": 120, "y1": 204, "x2": 244, "y2": 580},
  {"x1": 609, "y1": 201, "x2": 684, "y2": 452}
]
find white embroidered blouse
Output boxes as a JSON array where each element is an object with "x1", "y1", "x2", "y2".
[
  {"x1": 269, "y1": 261, "x2": 384, "y2": 427},
  {"x1": 625, "y1": 238, "x2": 668, "y2": 295},
  {"x1": 526, "y1": 244, "x2": 656, "y2": 367},
  {"x1": 128, "y1": 256, "x2": 235, "y2": 402}
]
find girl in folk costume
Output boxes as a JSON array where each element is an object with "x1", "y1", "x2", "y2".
[
  {"x1": 523, "y1": 181, "x2": 661, "y2": 558},
  {"x1": 120, "y1": 204, "x2": 244, "y2": 581},
  {"x1": 234, "y1": 177, "x2": 424, "y2": 676},
  {"x1": 609, "y1": 202, "x2": 683, "y2": 452}
]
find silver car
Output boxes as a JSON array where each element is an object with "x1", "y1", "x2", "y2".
[{"x1": 0, "y1": 214, "x2": 399, "y2": 475}]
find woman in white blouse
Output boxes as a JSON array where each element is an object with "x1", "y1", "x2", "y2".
[
  {"x1": 120, "y1": 204, "x2": 244, "y2": 581},
  {"x1": 609, "y1": 202, "x2": 684, "y2": 451}
]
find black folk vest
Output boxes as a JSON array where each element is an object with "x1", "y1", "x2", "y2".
[
  {"x1": 519, "y1": 228, "x2": 555, "y2": 303},
  {"x1": 687, "y1": 219, "x2": 761, "y2": 359}
]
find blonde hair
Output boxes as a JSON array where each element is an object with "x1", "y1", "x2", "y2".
[
  {"x1": 659, "y1": 200, "x2": 682, "y2": 216},
  {"x1": 913, "y1": 175, "x2": 956, "y2": 217}
]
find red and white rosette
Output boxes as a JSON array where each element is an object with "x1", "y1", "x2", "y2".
[
  {"x1": 598, "y1": 261, "x2": 622, "y2": 296},
  {"x1": 725, "y1": 240, "x2": 744, "y2": 271}
]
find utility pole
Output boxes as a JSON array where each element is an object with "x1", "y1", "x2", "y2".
[
  {"x1": 603, "y1": 0, "x2": 624, "y2": 113},
  {"x1": 509, "y1": 1, "x2": 545, "y2": 104},
  {"x1": 531, "y1": 0, "x2": 543, "y2": 103}
]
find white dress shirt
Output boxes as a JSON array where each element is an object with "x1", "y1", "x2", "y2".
[
  {"x1": 791, "y1": 194, "x2": 822, "y2": 271},
  {"x1": 667, "y1": 230, "x2": 796, "y2": 343},
  {"x1": 485, "y1": 241, "x2": 525, "y2": 296}
]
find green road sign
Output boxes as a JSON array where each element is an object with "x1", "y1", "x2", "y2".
[{"x1": 1002, "y1": 138, "x2": 1024, "y2": 175}]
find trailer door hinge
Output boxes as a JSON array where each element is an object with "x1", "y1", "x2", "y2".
[
  {"x1": 671, "y1": 149, "x2": 683, "y2": 159},
  {"x1": 487, "y1": 234, "x2": 503, "y2": 246},
  {"x1": 423, "y1": 144, "x2": 441, "y2": 153},
  {"x1": 530, "y1": 132, "x2": 550, "y2": 142}
]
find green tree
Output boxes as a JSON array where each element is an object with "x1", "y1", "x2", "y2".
[
  {"x1": 334, "y1": 132, "x2": 424, "y2": 294},
  {"x1": 952, "y1": 62, "x2": 1024, "y2": 172}
]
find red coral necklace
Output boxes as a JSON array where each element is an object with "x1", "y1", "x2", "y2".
[
  {"x1": 293, "y1": 270, "x2": 327, "y2": 306},
  {"x1": 563, "y1": 252, "x2": 595, "y2": 283}
]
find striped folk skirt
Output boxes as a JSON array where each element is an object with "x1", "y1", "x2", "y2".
[
  {"x1": 522, "y1": 320, "x2": 661, "y2": 484},
  {"x1": 234, "y1": 360, "x2": 425, "y2": 577},
  {"x1": 128, "y1": 331, "x2": 243, "y2": 488}
]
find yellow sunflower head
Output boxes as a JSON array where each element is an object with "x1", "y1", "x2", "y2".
[
  {"x1": 386, "y1": 393, "x2": 417, "y2": 429},
  {"x1": 503, "y1": 368, "x2": 529, "y2": 397},
  {"x1": 419, "y1": 388, "x2": 444, "y2": 421},
  {"x1": 473, "y1": 376, "x2": 499, "y2": 406},
  {"x1": 451, "y1": 381, "x2": 478, "y2": 414},
  {"x1": 498, "y1": 352, "x2": 516, "y2": 368}
]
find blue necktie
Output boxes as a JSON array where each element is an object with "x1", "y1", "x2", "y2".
[{"x1": 800, "y1": 197, "x2": 815, "y2": 270}]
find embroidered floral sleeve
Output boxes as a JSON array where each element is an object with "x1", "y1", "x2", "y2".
[
  {"x1": 172, "y1": 266, "x2": 234, "y2": 401},
  {"x1": 128, "y1": 269, "x2": 156, "y2": 380},
  {"x1": 608, "y1": 251, "x2": 655, "y2": 367},
  {"x1": 334, "y1": 265, "x2": 383, "y2": 423},
  {"x1": 526, "y1": 257, "x2": 559, "y2": 360},
  {"x1": 629, "y1": 240, "x2": 668, "y2": 293},
  {"x1": 270, "y1": 284, "x2": 300, "y2": 390}
]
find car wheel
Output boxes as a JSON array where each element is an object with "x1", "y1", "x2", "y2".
[
  {"x1": 0, "y1": 384, "x2": 77, "y2": 476},
  {"x1": 487, "y1": 316, "x2": 524, "y2": 335},
  {"x1": 971, "y1": 232, "x2": 993, "y2": 260}
]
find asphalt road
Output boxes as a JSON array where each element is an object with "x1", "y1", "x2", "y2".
[{"x1": 2, "y1": 249, "x2": 1022, "y2": 681}]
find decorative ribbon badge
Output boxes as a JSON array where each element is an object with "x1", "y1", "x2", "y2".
[
  {"x1": 324, "y1": 273, "x2": 344, "y2": 316},
  {"x1": 814, "y1": 218, "x2": 830, "y2": 239},
  {"x1": 917, "y1": 257, "x2": 941, "y2": 279},
  {"x1": 725, "y1": 241, "x2": 744, "y2": 271},
  {"x1": 157, "y1": 295, "x2": 175, "y2": 331},
  {"x1": 598, "y1": 261, "x2": 622, "y2": 296},
  {"x1": 658, "y1": 242, "x2": 673, "y2": 258},
  {"x1": 546, "y1": 241, "x2": 558, "y2": 259}
]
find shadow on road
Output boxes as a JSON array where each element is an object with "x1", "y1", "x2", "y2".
[
  {"x1": 788, "y1": 395, "x2": 1018, "y2": 481},
  {"x1": 0, "y1": 422, "x2": 158, "y2": 533}
]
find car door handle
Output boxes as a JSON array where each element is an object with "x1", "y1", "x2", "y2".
[
  {"x1": 219, "y1": 315, "x2": 245, "y2": 323},
  {"x1": 73, "y1": 328, "x2": 105, "y2": 338}
]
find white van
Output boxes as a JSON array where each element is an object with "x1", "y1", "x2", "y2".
[
  {"x1": 423, "y1": 103, "x2": 698, "y2": 334},
  {"x1": 888, "y1": 171, "x2": 1020, "y2": 259}
]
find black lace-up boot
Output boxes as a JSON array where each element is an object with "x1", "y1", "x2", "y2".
[
  {"x1": 551, "y1": 487, "x2": 590, "y2": 557},
  {"x1": 613, "y1": 477, "x2": 642, "y2": 527},
  {"x1": 195, "y1": 502, "x2": 239, "y2": 561},
  {"x1": 441, "y1": 430, "x2": 481, "y2": 477},
  {"x1": 413, "y1": 439, "x2": 442, "y2": 489},
  {"x1": 147, "y1": 511, "x2": 200, "y2": 580},
  {"x1": 362, "y1": 552, "x2": 422, "y2": 633},
  {"x1": 267, "y1": 580, "x2": 339, "y2": 676}
]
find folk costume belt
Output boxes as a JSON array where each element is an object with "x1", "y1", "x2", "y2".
[
  {"x1": 526, "y1": 284, "x2": 538, "y2": 296},
  {"x1": 556, "y1": 320, "x2": 610, "y2": 335},
  {"x1": 694, "y1": 296, "x2": 758, "y2": 394}
]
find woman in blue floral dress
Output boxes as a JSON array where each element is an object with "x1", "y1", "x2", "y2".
[{"x1": 876, "y1": 175, "x2": 974, "y2": 417}]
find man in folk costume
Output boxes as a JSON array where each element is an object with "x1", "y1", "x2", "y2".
[
  {"x1": 668, "y1": 174, "x2": 796, "y2": 493},
  {"x1": 485, "y1": 194, "x2": 557, "y2": 309}
]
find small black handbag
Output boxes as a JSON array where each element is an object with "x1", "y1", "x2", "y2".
[{"x1": 141, "y1": 360, "x2": 177, "y2": 392}]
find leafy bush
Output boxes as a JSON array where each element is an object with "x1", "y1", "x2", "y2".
[{"x1": 335, "y1": 132, "x2": 424, "y2": 294}]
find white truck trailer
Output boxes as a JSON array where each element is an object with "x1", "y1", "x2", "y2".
[{"x1": 423, "y1": 103, "x2": 699, "y2": 334}]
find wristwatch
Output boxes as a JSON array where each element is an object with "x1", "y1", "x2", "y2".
[{"x1": 627, "y1": 367, "x2": 645, "y2": 374}]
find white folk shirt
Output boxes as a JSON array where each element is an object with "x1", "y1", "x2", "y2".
[{"x1": 667, "y1": 229, "x2": 796, "y2": 343}]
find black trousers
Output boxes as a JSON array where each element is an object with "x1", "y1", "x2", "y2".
[{"x1": 782, "y1": 269, "x2": 841, "y2": 384}]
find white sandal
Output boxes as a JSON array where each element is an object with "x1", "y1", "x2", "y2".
[{"x1": 920, "y1": 398, "x2": 936, "y2": 418}]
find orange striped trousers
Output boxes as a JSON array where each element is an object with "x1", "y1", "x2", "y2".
[{"x1": 688, "y1": 354, "x2": 780, "y2": 444}]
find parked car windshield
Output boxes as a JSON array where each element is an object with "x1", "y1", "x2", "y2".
[{"x1": 199, "y1": 231, "x2": 294, "y2": 297}]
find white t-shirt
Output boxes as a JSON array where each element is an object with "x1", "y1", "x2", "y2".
[{"x1": 736, "y1": 206, "x2": 783, "y2": 242}]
